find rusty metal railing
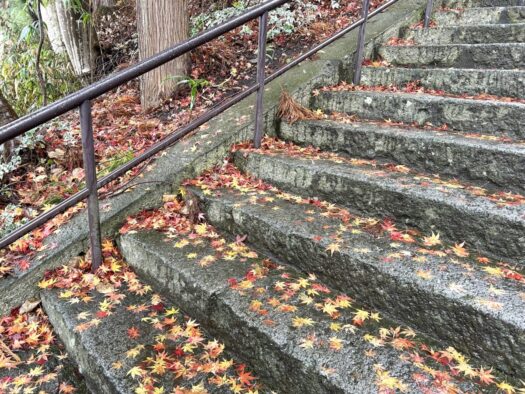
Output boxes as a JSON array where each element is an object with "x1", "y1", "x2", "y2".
[{"x1": 0, "y1": 0, "x2": 422, "y2": 270}]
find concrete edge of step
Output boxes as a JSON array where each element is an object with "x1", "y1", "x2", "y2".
[
  {"x1": 233, "y1": 149, "x2": 525, "y2": 262},
  {"x1": 0, "y1": 0, "x2": 432, "y2": 316},
  {"x1": 191, "y1": 185, "x2": 525, "y2": 379}
]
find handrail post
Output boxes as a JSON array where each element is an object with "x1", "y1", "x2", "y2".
[
  {"x1": 79, "y1": 100, "x2": 103, "y2": 272},
  {"x1": 253, "y1": 11, "x2": 269, "y2": 149},
  {"x1": 353, "y1": 0, "x2": 371, "y2": 85},
  {"x1": 424, "y1": 0, "x2": 434, "y2": 29}
]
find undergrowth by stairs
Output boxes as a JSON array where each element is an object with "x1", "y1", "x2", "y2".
[{"x1": 25, "y1": 0, "x2": 525, "y2": 393}]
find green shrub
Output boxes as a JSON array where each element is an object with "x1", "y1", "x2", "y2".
[{"x1": 0, "y1": 1, "x2": 81, "y2": 115}]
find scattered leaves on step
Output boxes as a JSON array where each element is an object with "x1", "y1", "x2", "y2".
[
  {"x1": 0, "y1": 305, "x2": 83, "y2": 392},
  {"x1": 386, "y1": 37, "x2": 416, "y2": 46},
  {"x1": 323, "y1": 80, "x2": 525, "y2": 105},
  {"x1": 36, "y1": 242, "x2": 262, "y2": 393},
  {"x1": 234, "y1": 136, "x2": 525, "y2": 209},
  {"x1": 118, "y1": 184, "x2": 524, "y2": 393}
]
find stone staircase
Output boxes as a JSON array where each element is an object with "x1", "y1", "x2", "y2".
[{"x1": 39, "y1": 1, "x2": 525, "y2": 393}]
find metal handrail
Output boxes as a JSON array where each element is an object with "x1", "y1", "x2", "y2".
[{"x1": 0, "y1": 0, "x2": 429, "y2": 270}]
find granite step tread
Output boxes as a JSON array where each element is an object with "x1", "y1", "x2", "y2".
[
  {"x1": 41, "y1": 258, "x2": 266, "y2": 394},
  {"x1": 0, "y1": 305, "x2": 89, "y2": 394},
  {"x1": 432, "y1": 6, "x2": 525, "y2": 26},
  {"x1": 278, "y1": 119, "x2": 525, "y2": 193},
  {"x1": 185, "y1": 179, "x2": 525, "y2": 379},
  {"x1": 378, "y1": 43, "x2": 525, "y2": 69},
  {"x1": 233, "y1": 149, "x2": 525, "y2": 262},
  {"x1": 120, "y1": 225, "x2": 502, "y2": 393},
  {"x1": 312, "y1": 90, "x2": 525, "y2": 138},
  {"x1": 442, "y1": 0, "x2": 525, "y2": 7},
  {"x1": 406, "y1": 23, "x2": 525, "y2": 44},
  {"x1": 360, "y1": 67, "x2": 525, "y2": 99}
]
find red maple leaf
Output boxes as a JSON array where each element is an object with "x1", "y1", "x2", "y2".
[{"x1": 127, "y1": 327, "x2": 140, "y2": 339}]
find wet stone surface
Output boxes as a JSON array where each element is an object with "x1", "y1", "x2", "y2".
[{"x1": 176, "y1": 163, "x2": 525, "y2": 379}]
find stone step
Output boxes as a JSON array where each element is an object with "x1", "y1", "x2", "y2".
[
  {"x1": 443, "y1": 0, "x2": 525, "y2": 7},
  {"x1": 312, "y1": 90, "x2": 525, "y2": 138},
  {"x1": 360, "y1": 67, "x2": 525, "y2": 99},
  {"x1": 406, "y1": 23, "x2": 525, "y2": 44},
  {"x1": 233, "y1": 149, "x2": 525, "y2": 263},
  {"x1": 117, "y1": 230, "x2": 483, "y2": 393},
  {"x1": 378, "y1": 43, "x2": 525, "y2": 69},
  {"x1": 189, "y1": 182, "x2": 525, "y2": 379},
  {"x1": 433, "y1": 6, "x2": 525, "y2": 26},
  {"x1": 278, "y1": 120, "x2": 525, "y2": 194},
  {"x1": 41, "y1": 267, "x2": 265, "y2": 394}
]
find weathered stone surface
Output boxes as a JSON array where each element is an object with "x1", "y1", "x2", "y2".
[
  {"x1": 406, "y1": 23, "x2": 525, "y2": 44},
  {"x1": 443, "y1": 0, "x2": 525, "y2": 7},
  {"x1": 234, "y1": 150, "x2": 525, "y2": 263},
  {"x1": 379, "y1": 43, "x2": 525, "y2": 69},
  {"x1": 279, "y1": 120, "x2": 525, "y2": 193},
  {"x1": 0, "y1": 0, "x2": 431, "y2": 316},
  {"x1": 313, "y1": 90, "x2": 525, "y2": 138},
  {"x1": 433, "y1": 6, "x2": 525, "y2": 25},
  {"x1": 42, "y1": 285, "x2": 255, "y2": 394},
  {"x1": 43, "y1": 289, "x2": 162, "y2": 394},
  {"x1": 191, "y1": 187, "x2": 525, "y2": 379},
  {"x1": 120, "y1": 231, "x2": 482, "y2": 392},
  {"x1": 0, "y1": 56, "x2": 340, "y2": 316},
  {"x1": 0, "y1": 339, "x2": 88, "y2": 393},
  {"x1": 360, "y1": 66, "x2": 525, "y2": 99}
]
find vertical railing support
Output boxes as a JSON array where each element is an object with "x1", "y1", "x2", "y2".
[
  {"x1": 353, "y1": 0, "x2": 371, "y2": 85},
  {"x1": 79, "y1": 100, "x2": 103, "y2": 272},
  {"x1": 253, "y1": 11, "x2": 269, "y2": 149},
  {"x1": 424, "y1": 0, "x2": 434, "y2": 29}
]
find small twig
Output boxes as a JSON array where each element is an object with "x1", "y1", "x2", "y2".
[
  {"x1": 0, "y1": 339, "x2": 21, "y2": 363},
  {"x1": 35, "y1": 0, "x2": 47, "y2": 106}
]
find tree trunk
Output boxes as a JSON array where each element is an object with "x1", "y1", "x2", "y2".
[
  {"x1": 136, "y1": 0, "x2": 190, "y2": 110},
  {"x1": 45, "y1": 0, "x2": 99, "y2": 77},
  {"x1": 41, "y1": 1, "x2": 66, "y2": 54},
  {"x1": 95, "y1": 0, "x2": 116, "y2": 8},
  {"x1": 0, "y1": 92, "x2": 18, "y2": 163}
]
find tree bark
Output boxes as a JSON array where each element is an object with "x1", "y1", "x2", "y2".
[
  {"x1": 41, "y1": 0, "x2": 67, "y2": 54},
  {"x1": 0, "y1": 92, "x2": 18, "y2": 163},
  {"x1": 94, "y1": 0, "x2": 116, "y2": 9},
  {"x1": 43, "y1": 0, "x2": 99, "y2": 77},
  {"x1": 136, "y1": 0, "x2": 190, "y2": 110}
]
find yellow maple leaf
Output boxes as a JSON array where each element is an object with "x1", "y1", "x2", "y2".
[
  {"x1": 497, "y1": 381, "x2": 516, "y2": 394},
  {"x1": 127, "y1": 366, "x2": 145, "y2": 378},
  {"x1": 326, "y1": 243, "x2": 341, "y2": 256},
  {"x1": 322, "y1": 302, "x2": 339, "y2": 317},
  {"x1": 416, "y1": 270, "x2": 433, "y2": 280},
  {"x1": 329, "y1": 337, "x2": 343, "y2": 351},
  {"x1": 292, "y1": 317, "x2": 315, "y2": 328},
  {"x1": 451, "y1": 242, "x2": 469, "y2": 258},
  {"x1": 423, "y1": 232, "x2": 441, "y2": 247}
]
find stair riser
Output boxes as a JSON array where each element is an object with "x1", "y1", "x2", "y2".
[
  {"x1": 407, "y1": 25, "x2": 525, "y2": 44},
  {"x1": 195, "y1": 192, "x2": 525, "y2": 379},
  {"x1": 234, "y1": 152, "x2": 525, "y2": 263},
  {"x1": 443, "y1": 0, "x2": 525, "y2": 7},
  {"x1": 313, "y1": 91, "x2": 525, "y2": 138},
  {"x1": 279, "y1": 122, "x2": 525, "y2": 194},
  {"x1": 378, "y1": 44, "x2": 525, "y2": 69},
  {"x1": 118, "y1": 234, "x2": 347, "y2": 394},
  {"x1": 360, "y1": 67, "x2": 525, "y2": 99},
  {"x1": 433, "y1": 7, "x2": 525, "y2": 25}
]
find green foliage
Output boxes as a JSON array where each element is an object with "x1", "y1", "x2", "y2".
[
  {"x1": 190, "y1": 1, "x2": 253, "y2": 37},
  {"x1": 190, "y1": 0, "x2": 334, "y2": 39},
  {"x1": 177, "y1": 78, "x2": 210, "y2": 110},
  {"x1": 0, "y1": 0, "x2": 81, "y2": 115},
  {"x1": 99, "y1": 149, "x2": 134, "y2": 177}
]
